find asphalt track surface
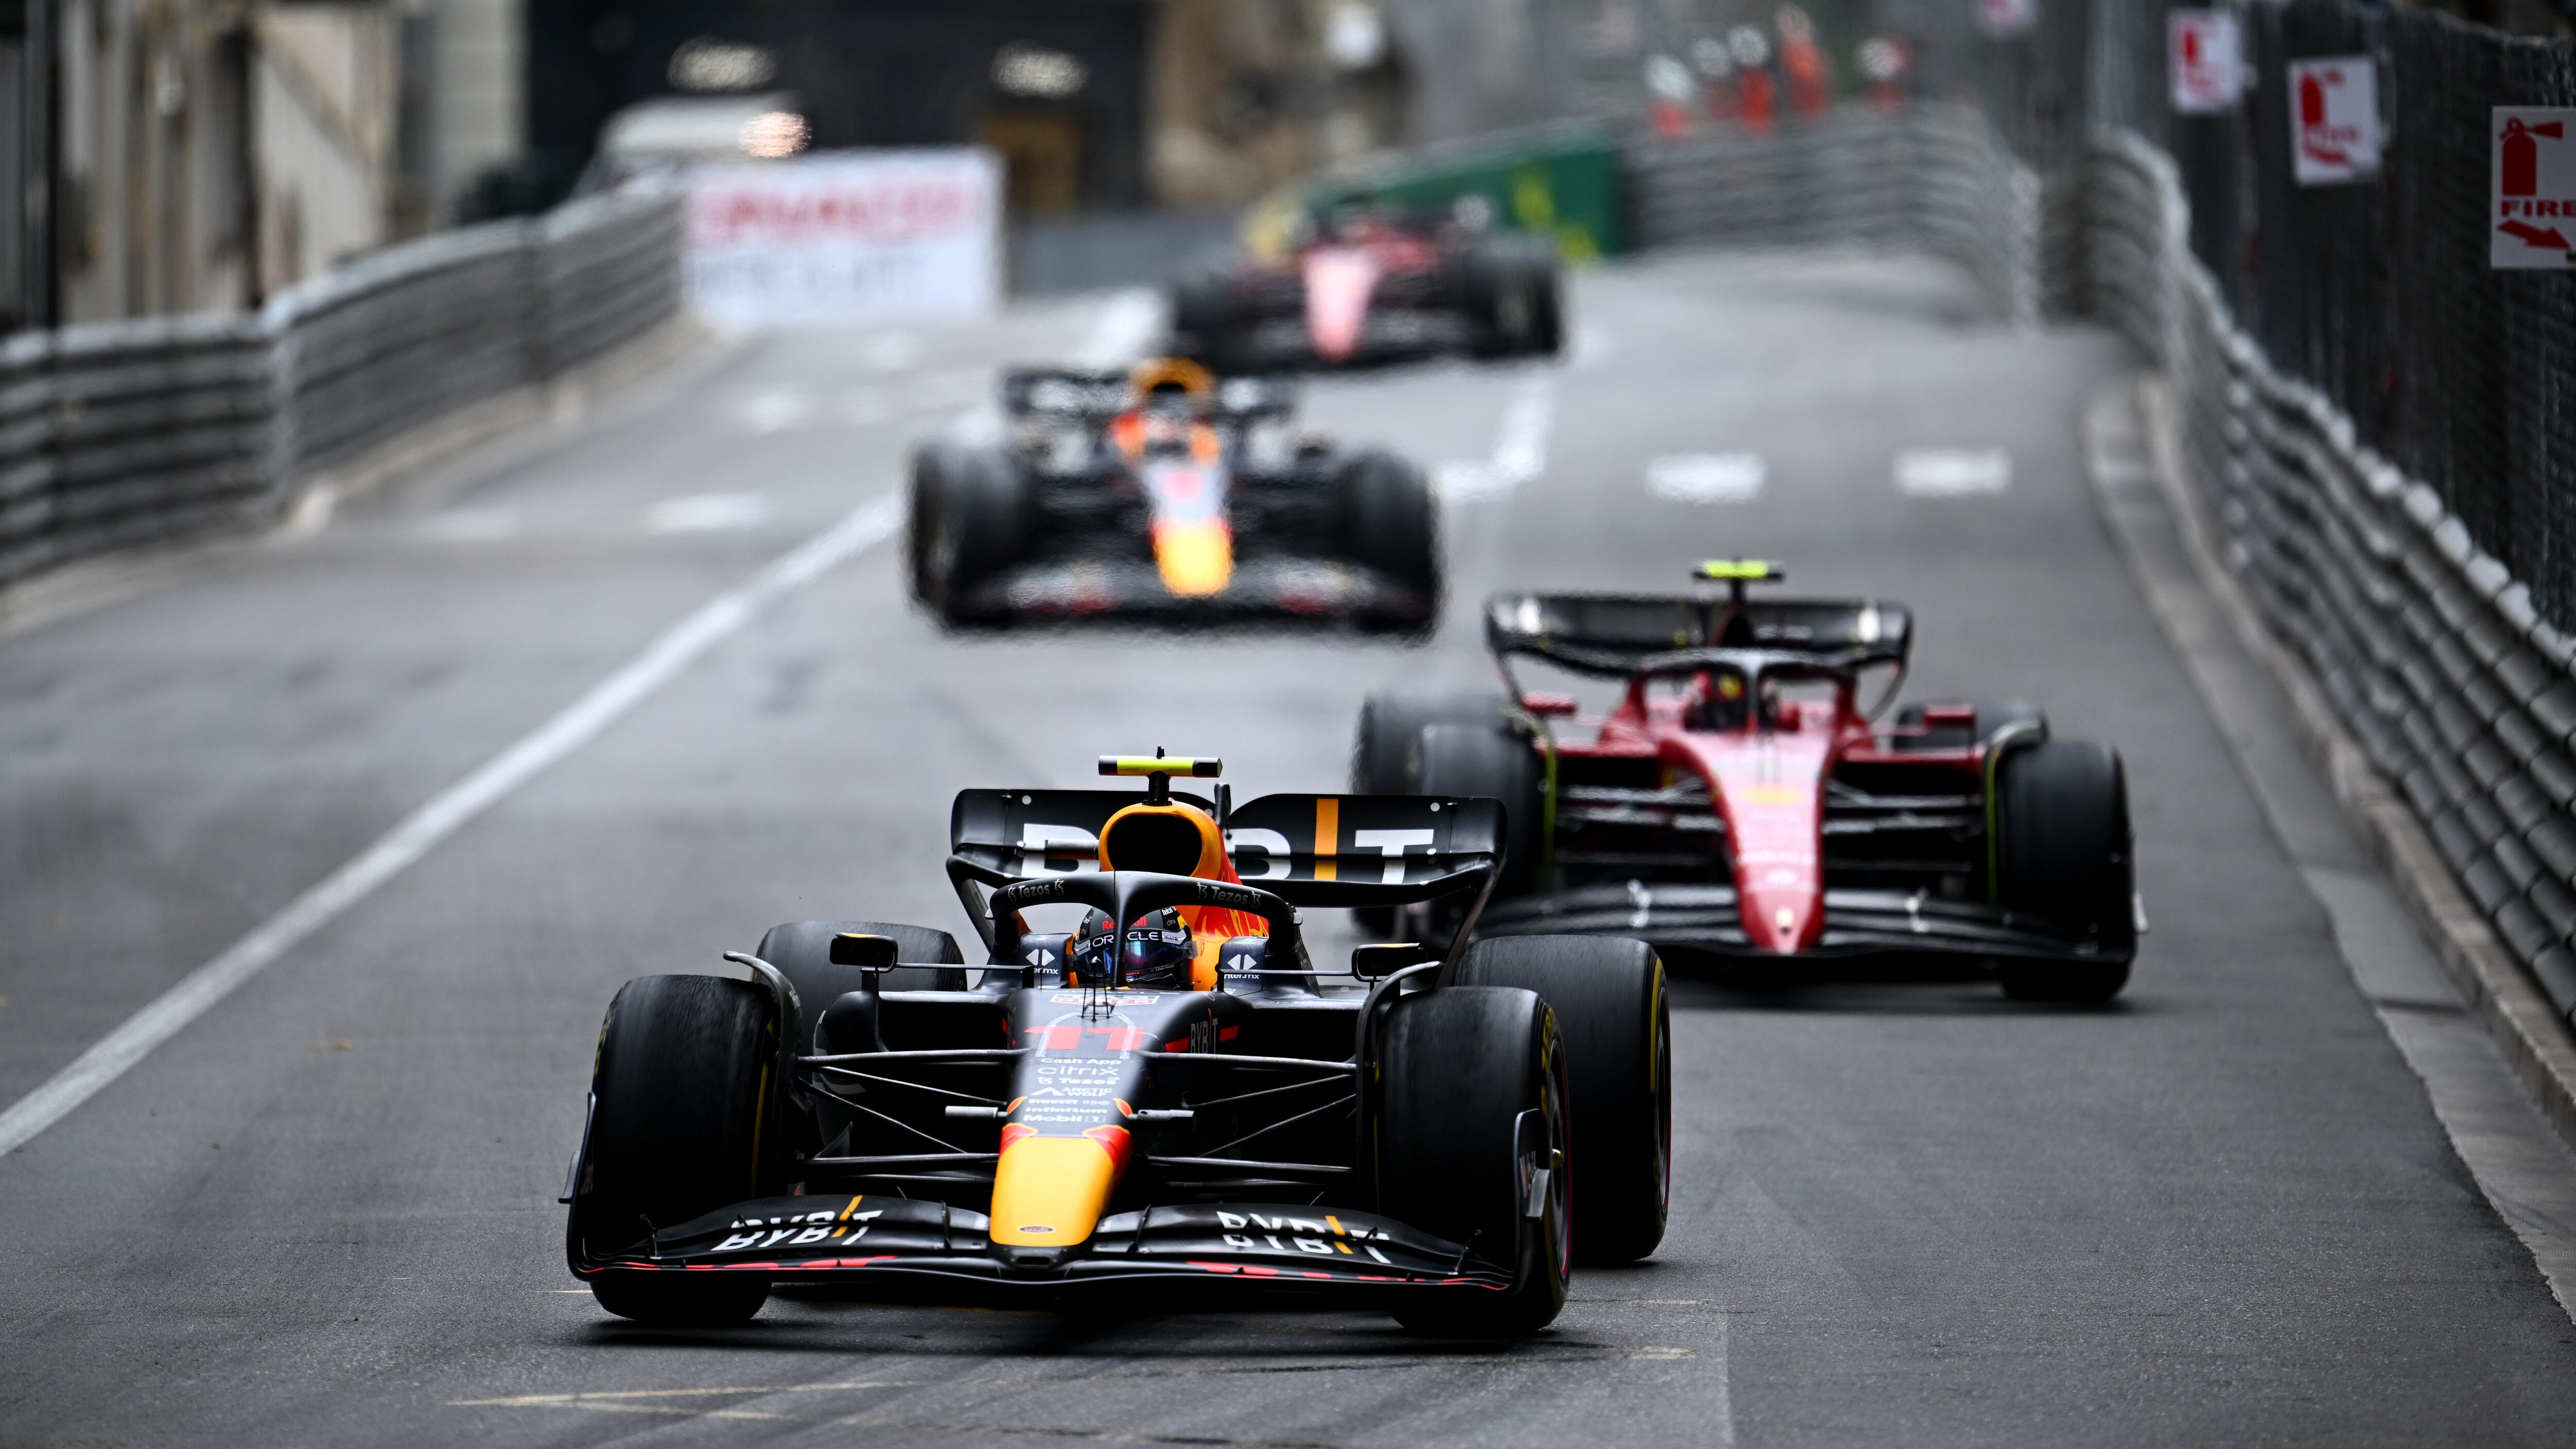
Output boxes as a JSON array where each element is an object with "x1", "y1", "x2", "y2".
[{"x1": 6, "y1": 251, "x2": 2576, "y2": 1446}]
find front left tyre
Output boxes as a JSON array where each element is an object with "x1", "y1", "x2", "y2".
[{"x1": 575, "y1": 974, "x2": 778, "y2": 1326}]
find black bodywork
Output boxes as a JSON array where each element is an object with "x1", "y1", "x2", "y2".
[{"x1": 563, "y1": 786, "x2": 1543, "y2": 1305}]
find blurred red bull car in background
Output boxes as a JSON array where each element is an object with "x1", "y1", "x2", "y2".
[
  {"x1": 907, "y1": 358, "x2": 1439, "y2": 631},
  {"x1": 1168, "y1": 209, "x2": 1563, "y2": 373}
]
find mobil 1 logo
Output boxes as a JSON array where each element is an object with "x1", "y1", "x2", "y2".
[{"x1": 2494, "y1": 107, "x2": 2576, "y2": 269}]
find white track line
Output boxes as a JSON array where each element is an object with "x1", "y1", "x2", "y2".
[
  {"x1": 1438, "y1": 372, "x2": 1557, "y2": 504},
  {"x1": 0, "y1": 493, "x2": 905, "y2": 1160},
  {"x1": 1073, "y1": 288, "x2": 1163, "y2": 368}
]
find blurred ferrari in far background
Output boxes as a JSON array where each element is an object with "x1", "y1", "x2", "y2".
[{"x1": 1168, "y1": 210, "x2": 1563, "y2": 373}]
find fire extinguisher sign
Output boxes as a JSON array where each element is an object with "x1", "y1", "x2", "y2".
[
  {"x1": 2287, "y1": 58, "x2": 2379, "y2": 185},
  {"x1": 2493, "y1": 106, "x2": 2576, "y2": 270}
]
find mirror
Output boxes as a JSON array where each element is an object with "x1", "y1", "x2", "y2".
[
  {"x1": 829, "y1": 933, "x2": 899, "y2": 968},
  {"x1": 1350, "y1": 942, "x2": 1427, "y2": 981}
]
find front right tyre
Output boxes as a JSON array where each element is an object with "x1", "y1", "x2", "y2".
[{"x1": 574, "y1": 974, "x2": 778, "y2": 1326}]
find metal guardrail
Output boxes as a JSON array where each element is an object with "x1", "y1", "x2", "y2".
[
  {"x1": 0, "y1": 191, "x2": 683, "y2": 593},
  {"x1": 1623, "y1": 105, "x2": 2043, "y2": 331},
  {"x1": 2087, "y1": 131, "x2": 2576, "y2": 1032}
]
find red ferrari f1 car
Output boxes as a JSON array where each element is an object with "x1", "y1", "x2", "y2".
[
  {"x1": 563, "y1": 755, "x2": 1669, "y2": 1333},
  {"x1": 907, "y1": 358, "x2": 1439, "y2": 629},
  {"x1": 1353, "y1": 562, "x2": 2140, "y2": 1001},
  {"x1": 1168, "y1": 210, "x2": 1562, "y2": 373}
]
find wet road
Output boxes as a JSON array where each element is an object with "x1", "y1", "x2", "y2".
[{"x1": 4, "y1": 250, "x2": 2574, "y2": 1446}]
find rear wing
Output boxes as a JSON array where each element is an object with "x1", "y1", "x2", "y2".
[
  {"x1": 1484, "y1": 591, "x2": 1912, "y2": 677},
  {"x1": 950, "y1": 787, "x2": 1501, "y2": 907},
  {"x1": 998, "y1": 368, "x2": 1298, "y2": 425}
]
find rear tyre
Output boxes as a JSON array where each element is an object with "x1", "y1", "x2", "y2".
[
  {"x1": 917, "y1": 443, "x2": 1029, "y2": 624},
  {"x1": 1333, "y1": 449, "x2": 1441, "y2": 628},
  {"x1": 1456, "y1": 936, "x2": 1669, "y2": 1264},
  {"x1": 578, "y1": 975, "x2": 778, "y2": 1326},
  {"x1": 1415, "y1": 722, "x2": 1544, "y2": 900},
  {"x1": 1375, "y1": 986, "x2": 1571, "y2": 1336},
  {"x1": 753, "y1": 919, "x2": 971, "y2": 1051},
  {"x1": 1351, "y1": 689, "x2": 1515, "y2": 935},
  {"x1": 1992, "y1": 739, "x2": 2135, "y2": 1002},
  {"x1": 1526, "y1": 245, "x2": 1565, "y2": 357},
  {"x1": 1169, "y1": 265, "x2": 1245, "y2": 372}
]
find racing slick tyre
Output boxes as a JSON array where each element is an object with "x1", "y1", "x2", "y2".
[
  {"x1": 1351, "y1": 689, "x2": 1517, "y2": 935},
  {"x1": 1373, "y1": 985, "x2": 1572, "y2": 1336},
  {"x1": 1415, "y1": 723, "x2": 1545, "y2": 901},
  {"x1": 1463, "y1": 236, "x2": 1558, "y2": 357},
  {"x1": 914, "y1": 442, "x2": 1030, "y2": 624},
  {"x1": 579, "y1": 974, "x2": 779, "y2": 1326},
  {"x1": 1456, "y1": 936, "x2": 1670, "y2": 1265},
  {"x1": 1992, "y1": 739, "x2": 2135, "y2": 1003},
  {"x1": 1168, "y1": 265, "x2": 1250, "y2": 374},
  {"x1": 1332, "y1": 449, "x2": 1440, "y2": 632},
  {"x1": 753, "y1": 919, "x2": 971, "y2": 1051}
]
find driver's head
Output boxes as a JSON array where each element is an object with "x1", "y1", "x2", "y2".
[{"x1": 1067, "y1": 906, "x2": 1196, "y2": 990}]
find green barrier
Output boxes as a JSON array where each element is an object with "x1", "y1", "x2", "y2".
[{"x1": 1300, "y1": 120, "x2": 1627, "y2": 261}]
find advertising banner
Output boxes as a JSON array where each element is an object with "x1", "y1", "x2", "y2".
[{"x1": 686, "y1": 149, "x2": 1003, "y2": 328}]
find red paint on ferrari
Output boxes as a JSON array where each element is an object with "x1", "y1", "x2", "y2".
[{"x1": 1302, "y1": 247, "x2": 1381, "y2": 360}]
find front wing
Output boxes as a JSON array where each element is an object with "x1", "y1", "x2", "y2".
[
  {"x1": 572, "y1": 1196, "x2": 1512, "y2": 1305},
  {"x1": 1179, "y1": 311, "x2": 1479, "y2": 371},
  {"x1": 952, "y1": 556, "x2": 1434, "y2": 626},
  {"x1": 1477, "y1": 883, "x2": 2134, "y2": 964}
]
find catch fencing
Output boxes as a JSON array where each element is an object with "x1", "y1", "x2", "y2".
[
  {"x1": 1616, "y1": 1, "x2": 2576, "y2": 1045},
  {"x1": 0, "y1": 191, "x2": 682, "y2": 592}
]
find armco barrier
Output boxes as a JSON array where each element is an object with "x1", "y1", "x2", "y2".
[
  {"x1": 2084, "y1": 130, "x2": 2576, "y2": 1038},
  {"x1": 0, "y1": 190, "x2": 682, "y2": 593},
  {"x1": 1623, "y1": 106, "x2": 2042, "y2": 330}
]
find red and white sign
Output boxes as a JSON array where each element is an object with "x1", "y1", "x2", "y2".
[
  {"x1": 2168, "y1": 10, "x2": 2243, "y2": 116},
  {"x1": 685, "y1": 149, "x2": 1003, "y2": 327},
  {"x1": 1976, "y1": 0, "x2": 2038, "y2": 40},
  {"x1": 2287, "y1": 57, "x2": 2379, "y2": 185},
  {"x1": 2494, "y1": 107, "x2": 2576, "y2": 270}
]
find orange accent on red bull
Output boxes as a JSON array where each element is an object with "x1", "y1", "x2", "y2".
[
  {"x1": 1098, "y1": 800, "x2": 1270, "y2": 986},
  {"x1": 1314, "y1": 798, "x2": 1339, "y2": 881}
]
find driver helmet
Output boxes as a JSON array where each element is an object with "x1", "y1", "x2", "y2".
[{"x1": 1068, "y1": 907, "x2": 1196, "y2": 990}]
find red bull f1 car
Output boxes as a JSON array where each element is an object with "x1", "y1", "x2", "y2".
[
  {"x1": 906, "y1": 359, "x2": 1439, "y2": 630},
  {"x1": 1353, "y1": 562, "x2": 2141, "y2": 1001},
  {"x1": 1169, "y1": 212, "x2": 1563, "y2": 373},
  {"x1": 564, "y1": 755, "x2": 1670, "y2": 1332}
]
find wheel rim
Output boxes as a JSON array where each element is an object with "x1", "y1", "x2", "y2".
[{"x1": 1543, "y1": 1033, "x2": 1573, "y2": 1285}]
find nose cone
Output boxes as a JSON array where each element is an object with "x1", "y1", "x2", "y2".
[
  {"x1": 1153, "y1": 520, "x2": 1234, "y2": 596},
  {"x1": 988, "y1": 1127, "x2": 1129, "y2": 1249},
  {"x1": 1741, "y1": 893, "x2": 1818, "y2": 954}
]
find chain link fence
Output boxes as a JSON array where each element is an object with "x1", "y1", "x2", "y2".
[{"x1": 0, "y1": 191, "x2": 683, "y2": 593}]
